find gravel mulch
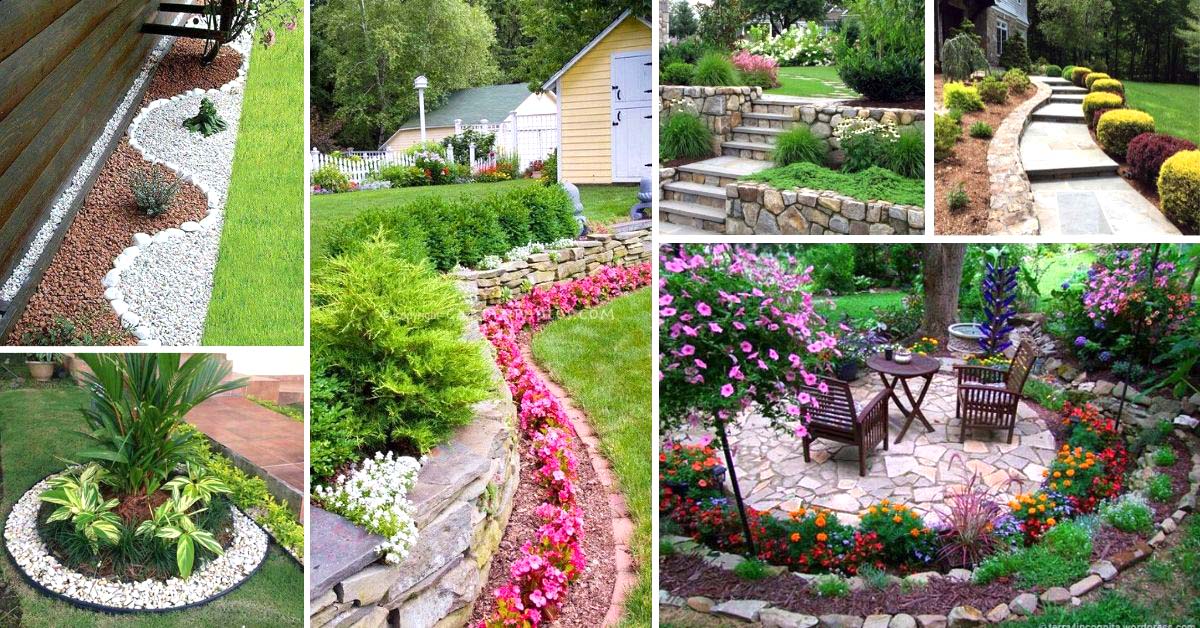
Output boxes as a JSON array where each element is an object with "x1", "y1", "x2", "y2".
[
  {"x1": 661, "y1": 554, "x2": 1022, "y2": 616},
  {"x1": 468, "y1": 412, "x2": 616, "y2": 627},
  {"x1": 933, "y1": 74, "x2": 1037, "y2": 235},
  {"x1": 7, "y1": 40, "x2": 240, "y2": 345}
]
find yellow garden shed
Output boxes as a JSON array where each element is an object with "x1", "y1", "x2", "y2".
[{"x1": 542, "y1": 10, "x2": 652, "y2": 185}]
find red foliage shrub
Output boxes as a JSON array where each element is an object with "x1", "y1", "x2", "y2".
[{"x1": 1126, "y1": 132, "x2": 1197, "y2": 183}]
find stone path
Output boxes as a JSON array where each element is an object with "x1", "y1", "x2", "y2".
[
  {"x1": 674, "y1": 358, "x2": 1057, "y2": 526},
  {"x1": 1021, "y1": 77, "x2": 1180, "y2": 235},
  {"x1": 187, "y1": 395, "x2": 304, "y2": 513}
]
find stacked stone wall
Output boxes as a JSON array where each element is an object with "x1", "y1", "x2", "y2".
[{"x1": 727, "y1": 182, "x2": 925, "y2": 236}]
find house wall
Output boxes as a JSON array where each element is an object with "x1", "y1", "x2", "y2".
[
  {"x1": 379, "y1": 126, "x2": 457, "y2": 153},
  {"x1": 984, "y1": 5, "x2": 1030, "y2": 65},
  {"x1": 0, "y1": 0, "x2": 167, "y2": 297},
  {"x1": 558, "y1": 17, "x2": 651, "y2": 185}
]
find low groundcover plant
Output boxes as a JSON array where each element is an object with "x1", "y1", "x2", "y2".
[{"x1": 313, "y1": 451, "x2": 421, "y2": 564}]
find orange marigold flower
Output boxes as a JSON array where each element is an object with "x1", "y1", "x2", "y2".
[
  {"x1": 817, "y1": 533, "x2": 828, "y2": 542},
  {"x1": 892, "y1": 515, "x2": 902, "y2": 523},
  {"x1": 1046, "y1": 517, "x2": 1057, "y2": 526},
  {"x1": 910, "y1": 528, "x2": 920, "y2": 537},
  {"x1": 815, "y1": 517, "x2": 826, "y2": 528},
  {"x1": 791, "y1": 532, "x2": 801, "y2": 542}
]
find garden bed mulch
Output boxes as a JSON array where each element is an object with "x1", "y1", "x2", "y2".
[
  {"x1": 933, "y1": 74, "x2": 1036, "y2": 235},
  {"x1": 467, "y1": 345, "x2": 618, "y2": 627},
  {"x1": 661, "y1": 554, "x2": 1021, "y2": 617},
  {"x1": 7, "y1": 40, "x2": 240, "y2": 345}
]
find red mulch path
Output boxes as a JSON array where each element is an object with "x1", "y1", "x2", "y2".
[
  {"x1": 7, "y1": 42, "x2": 240, "y2": 345},
  {"x1": 933, "y1": 74, "x2": 1037, "y2": 235},
  {"x1": 468, "y1": 407, "x2": 617, "y2": 627},
  {"x1": 662, "y1": 554, "x2": 1022, "y2": 616}
]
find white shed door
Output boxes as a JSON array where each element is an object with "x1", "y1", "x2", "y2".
[{"x1": 611, "y1": 51, "x2": 652, "y2": 182}]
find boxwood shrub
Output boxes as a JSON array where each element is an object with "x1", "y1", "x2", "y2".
[
  {"x1": 1043, "y1": 64, "x2": 1063, "y2": 77},
  {"x1": 1090, "y1": 79, "x2": 1124, "y2": 96},
  {"x1": 1127, "y1": 133, "x2": 1197, "y2": 184},
  {"x1": 1159, "y1": 150, "x2": 1200, "y2": 231},
  {"x1": 978, "y1": 76, "x2": 1008, "y2": 104},
  {"x1": 934, "y1": 113, "x2": 961, "y2": 161},
  {"x1": 1061, "y1": 65, "x2": 1077, "y2": 81},
  {"x1": 944, "y1": 82, "x2": 984, "y2": 112},
  {"x1": 1096, "y1": 109, "x2": 1155, "y2": 157},
  {"x1": 1082, "y1": 92, "x2": 1125, "y2": 126},
  {"x1": 661, "y1": 62, "x2": 695, "y2": 86},
  {"x1": 1084, "y1": 72, "x2": 1111, "y2": 89}
]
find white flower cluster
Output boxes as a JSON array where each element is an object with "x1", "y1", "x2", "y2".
[
  {"x1": 477, "y1": 239, "x2": 579, "y2": 270},
  {"x1": 314, "y1": 451, "x2": 422, "y2": 564},
  {"x1": 833, "y1": 117, "x2": 900, "y2": 143}
]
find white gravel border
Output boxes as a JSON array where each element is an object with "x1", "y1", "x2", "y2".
[
  {"x1": 109, "y1": 31, "x2": 254, "y2": 346},
  {"x1": 3, "y1": 473, "x2": 268, "y2": 611}
]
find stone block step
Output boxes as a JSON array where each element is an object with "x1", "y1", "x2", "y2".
[
  {"x1": 742, "y1": 111, "x2": 794, "y2": 122},
  {"x1": 659, "y1": 200, "x2": 727, "y2": 233},
  {"x1": 732, "y1": 125, "x2": 785, "y2": 137},
  {"x1": 1051, "y1": 85, "x2": 1087, "y2": 94},
  {"x1": 1049, "y1": 94, "x2": 1085, "y2": 104},
  {"x1": 722, "y1": 140, "x2": 774, "y2": 160},
  {"x1": 663, "y1": 179, "x2": 727, "y2": 200},
  {"x1": 675, "y1": 155, "x2": 774, "y2": 179},
  {"x1": 1032, "y1": 103, "x2": 1085, "y2": 123},
  {"x1": 1026, "y1": 162, "x2": 1120, "y2": 180},
  {"x1": 1039, "y1": 76, "x2": 1072, "y2": 85},
  {"x1": 731, "y1": 126, "x2": 783, "y2": 145}
]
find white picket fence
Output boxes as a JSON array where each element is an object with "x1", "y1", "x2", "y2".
[
  {"x1": 309, "y1": 148, "x2": 498, "y2": 184},
  {"x1": 477, "y1": 113, "x2": 557, "y2": 171}
]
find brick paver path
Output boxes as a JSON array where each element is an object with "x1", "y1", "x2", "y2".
[{"x1": 187, "y1": 396, "x2": 304, "y2": 500}]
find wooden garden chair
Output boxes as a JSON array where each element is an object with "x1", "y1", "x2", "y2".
[
  {"x1": 954, "y1": 340, "x2": 1038, "y2": 444},
  {"x1": 800, "y1": 375, "x2": 890, "y2": 476}
]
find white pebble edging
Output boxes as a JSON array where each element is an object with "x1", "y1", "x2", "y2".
[
  {"x1": 3, "y1": 474, "x2": 268, "y2": 612},
  {"x1": 0, "y1": 20, "x2": 185, "y2": 302},
  {"x1": 113, "y1": 31, "x2": 254, "y2": 346}
]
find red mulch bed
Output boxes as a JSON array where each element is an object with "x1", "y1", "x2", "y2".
[
  {"x1": 933, "y1": 74, "x2": 1037, "y2": 235},
  {"x1": 468, "y1": 414, "x2": 616, "y2": 627},
  {"x1": 662, "y1": 554, "x2": 1022, "y2": 616},
  {"x1": 7, "y1": 42, "x2": 240, "y2": 345}
]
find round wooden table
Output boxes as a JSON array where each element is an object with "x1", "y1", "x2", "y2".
[{"x1": 866, "y1": 354, "x2": 941, "y2": 444}]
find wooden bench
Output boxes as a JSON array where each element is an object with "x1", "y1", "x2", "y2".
[{"x1": 800, "y1": 375, "x2": 890, "y2": 476}]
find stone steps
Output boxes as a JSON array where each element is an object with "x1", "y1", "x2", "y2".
[
  {"x1": 1051, "y1": 85, "x2": 1087, "y2": 94},
  {"x1": 731, "y1": 126, "x2": 784, "y2": 145},
  {"x1": 1049, "y1": 94, "x2": 1085, "y2": 104},
  {"x1": 1025, "y1": 162, "x2": 1120, "y2": 180},
  {"x1": 722, "y1": 139, "x2": 774, "y2": 160},
  {"x1": 1032, "y1": 102, "x2": 1086, "y2": 123},
  {"x1": 661, "y1": 180, "x2": 727, "y2": 209},
  {"x1": 741, "y1": 111, "x2": 794, "y2": 129},
  {"x1": 675, "y1": 155, "x2": 774, "y2": 181},
  {"x1": 659, "y1": 199, "x2": 726, "y2": 233}
]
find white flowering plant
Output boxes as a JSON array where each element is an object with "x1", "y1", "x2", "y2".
[
  {"x1": 313, "y1": 451, "x2": 422, "y2": 563},
  {"x1": 736, "y1": 23, "x2": 837, "y2": 66}
]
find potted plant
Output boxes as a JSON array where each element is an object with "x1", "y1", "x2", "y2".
[
  {"x1": 25, "y1": 353, "x2": 58, "y2": 382},
  {"x1": 835, "y1": 326, "x2": 884, "y2": 381}
]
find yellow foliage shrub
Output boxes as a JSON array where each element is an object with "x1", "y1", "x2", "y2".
[
  {"x1": 1090, "y1": 78, "x2": 1124, "y2": 96},
  {"x1": 1084, "y1": 72, "x2": 1110, "y2": 89},
  {"x1": 1159, "y1": 150, "x2": 1200, "y2": 231},
  {"x1": 1097, "y1": 109, "x2": 1155, "y2": 157},
  {"x1": 1082, "y1": 92, "x2": 1124, "y2": 126},
  {"x1": 1071, "y1": 67, "x2": 1092, "y2": 87}
]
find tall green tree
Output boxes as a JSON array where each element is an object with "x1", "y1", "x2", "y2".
[
  {"x1": 697, "y1": 0, "x2": 752, "y2": 49},
  {"x1": 746, "y1": 0, "x2": 826, "y2": 36},
  {"x1": 516, "y1": 0, "x2": 650, "y2": 89},
  {"x1": 1037, "y1": 0, "x2": 1113, "y2": 66},
  {"x1": 670, "y1": 0, "x2": 698, "y2": 38},
  {"x1": 486, "y1": 0, "x2": 533, "y2": 82},
  {"x1": 314, "y1": 0, "x2": 499, "y2": 148},
  {"x1": 1178, "y1": 0, "x2": 1200, "y2": 71}
]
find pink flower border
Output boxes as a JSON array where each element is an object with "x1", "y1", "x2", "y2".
[{"x1": 478, "y1": 263, "x2": 652, "y2": 627}]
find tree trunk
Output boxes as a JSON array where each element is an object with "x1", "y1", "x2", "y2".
[
  {"x1": 918, "y1": 244, "x2": 967, "y2": 343},
  {"x1": 356, "y1": 0, "x2": 390, "y2": 146}
]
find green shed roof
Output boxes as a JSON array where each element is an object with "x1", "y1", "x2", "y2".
[{"x1": 399, "y1": 83, "x2": 533, "y2": 129}]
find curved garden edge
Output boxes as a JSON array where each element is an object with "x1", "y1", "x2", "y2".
[
  {"x1": 520, "y1": 342, "x2": 636, "y2": 625},
  {"x1": 659, "y1": 429, "x2": 1200, "y2": 626},
  {"x1": 1, "y1": 472, "x2": 270, "y2": 614},
  {"x1": 109, "y1": 32, "x2": 255, "y2": 346},
  {"x1": 986, "y1": 80, "x2": 1052, "y2": 236}
]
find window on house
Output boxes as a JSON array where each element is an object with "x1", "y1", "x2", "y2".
[{"x1": 997, "y1": 19, "x2": 1009, "y2": 56}]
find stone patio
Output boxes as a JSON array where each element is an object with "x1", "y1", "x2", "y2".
[{"x1": 678, "y1": 358, "x2": 1057, "y2": 526}]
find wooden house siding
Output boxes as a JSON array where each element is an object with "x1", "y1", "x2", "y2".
[
  {"x1": 558, "y1": 17, "x2": 651, "y2": 184},
  {"x1": 0, "y1": 0, "x2": 166, "y2": 292}
]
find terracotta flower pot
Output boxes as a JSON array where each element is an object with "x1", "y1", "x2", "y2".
[{"x1": 26, "y1": 361, "x2": 54, "y2": 383}]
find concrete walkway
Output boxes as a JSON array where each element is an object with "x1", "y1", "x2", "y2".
[
  {"x1": 1021, "y1": 77, "x2": 1180, "y2": 235},
  {"x1": 674, "y1": 358, "x2": 1055, "y2": 526}
]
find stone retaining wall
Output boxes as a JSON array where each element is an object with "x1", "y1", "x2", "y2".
[
  {"x1": 310, "y1": 331, "x2": 520, "y2": 628},
  {"x1": 456, "y1": 228, "x2": 652, "y2": 308},
  {"x1": 727, "y1": 182, "x2": 925, "y2": 235},
  {"x1": 661, "y1": 86, "x2": 759, "y2": 152},
  {"x1": 987, "y1": 80, "x2": 1052, "y2": 235}
]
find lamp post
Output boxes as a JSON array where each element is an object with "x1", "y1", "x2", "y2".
[{"x1": 414, "y1": 75, "x2": 429, "y2": 143}]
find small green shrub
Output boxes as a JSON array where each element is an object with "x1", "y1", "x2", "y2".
[
  {"x1": 813, "y1": 574, "x2": 850, "y2": 597},
  {"x1": 944, "y1": 81, "x2": 984, "y2": 112},
  {"x1": 772, "y1": 125, "x2": 828, "y2": 167},
  {"x1": 998, "y1": 31, "x2": 1030, "y2": 71},
  {"x1": 1153, "y1": 446, "x2": 1178, "y2": 466},
  {"x1": 1082, "y1": 92, "x2": 1125, "y2": 126},
  {"x1": 978, "y1": 76, "x2": 1008, "y2": 104},
  {"x1": 941, "y1": 33, "x2": 989, "y2": 81},
  {"x1": 660, "y1": 111, "x2": 713, "y2": 161},
  {"x1": 1043, "y1": 64, "x2": 1063, "y2": 77},
  {"x1": 183, "y1": 97, "x2": 227, "y2": 136},
  {"x1": 1101, "y1": 494, "x2": 1154, "y2": 533},
  {"x1": 1159, "y1": 150, "x2": 1200, "y2": 231},
  {"x1": 661, "y1": 62, "x2": 695, "y2": 85},
  {"x1": 974, "y1": 521, "x2": 1092, "y2": 588},
  {"x1": 947, "y1": 183, "x2": 969, "y2": 210},
  {"x1": 1097, "y1": 109, "x2": 1155, "y2": 157},
  {"x1": 312, "y1": 163, "x2": 350, "y2": 193},
  {"x1": 692, "y1": 52, "x2": 738, "y2": 86},
  {"x1": 841, "y1": 129, "x2": 889, "y2": 174},
  {"x1": 1148, "y1": 474, "x2": 1174, "y2": 502},
  {"x1": 886, "y1": 128, "x2": 925, "y2": 179},
  {"x1": 540, "y1": 150, "x2": 557, "y2": 186},
  {"x1": 659, "y1": 538, "x2": 677, "y2": 557},
  {"x1": 858, "y1": 564, "x2": 891, "y2": 590},
  {"x1": 1061, "y1": 65, "x2": 1077, "y2": 81},
  {"x1": 376, "y1": 164, "x2": 427, "y2": 188},
  {"x1": 516, "y1": 184, "x2": 578, "y2": 244},
  {"x1": 1003, "y1": 68, "x2": 1032, "y2": 93},
  {"x1": 969, "y1": 121, "x2": 994, "y2": 139},
  {"x1": 129, "y1": 166, "x2": 181, "y2": 216},
  {"x1": 733, "y1": 558, "x2": 770, "y2": 580},
  {"x1": 934, "y1": 113, "x2": 961, "y2": 161}
]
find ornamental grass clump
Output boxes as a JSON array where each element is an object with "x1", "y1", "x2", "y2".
[
  {"x1": 969, "y1": 121, "x2": 993, "y2": 139},
  {"x1": 935, "y1": 467, "x2": 1008, "y2": 568},
  {"x1": 771, "y1": 125, "x2": 828, "y2": 167},
  {"x1": 693, "y1": 52, "x2": 739, "y2": 86},
  {"x1": 313, "y1": 452, "x2": 420, "y2": 563},
  {"x1": 660, "y1": 110, "x2": 714, "y2": 162},
  {"x1": 129, "y1": 166, "x2": 180, "y2": 217}
]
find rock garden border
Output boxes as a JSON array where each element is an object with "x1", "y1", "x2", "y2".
[
  {"x1": 104, "y1": 30, "x2": 255, "y2": 346},
  {"x1": 986, "y1": 80, "x2": 1052, "y2": 236},
  {"x1": 2, "y1": 471, "x2": 270, "y2": 613},
  {"x1": 726, "y1": 182, "x2": 924, "y2": 236},
  {"x1": 660, "y1": 426, "x2": 1200, "y2": 626}
]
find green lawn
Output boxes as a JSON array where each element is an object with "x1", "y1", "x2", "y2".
[
  {"x1": 1037, "y1": 249, "x2": 1097, "y2": 296},
  {"x1": 767, "y1": 65, "x2": 858, "y2": 98},
  {"x1": 530, "y1": 289, "x2": 652, "y2": 627},
  {"x1": 815, "y1": 291, "x2": 907, "y2": 321},
  {"x1": 1124, "y1": 81, "x2": 1200, "y2": 145},
  {"x1": 311, "y1": 179, "x2": 638, "y2": 258},
  {"x1": 203, "y1": 14, "x2": 304, "y2": 345},
  {"x1": 0, "y1": 380, "x2": 303, "y2": 627}
]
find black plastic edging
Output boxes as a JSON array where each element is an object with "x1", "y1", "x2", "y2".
[{"x1": 1, "y1": 471, "x2": 274, "y2": 615}]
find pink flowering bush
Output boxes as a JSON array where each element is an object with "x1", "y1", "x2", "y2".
[
  {"x1": 731, "y1": 50, "x2": 780, "y2": 88},
  {"x1": 481, "y1": 263, "x2": 650, "y2": 627},
  {"x1": 659, "y1": 244, "x2": 838, "y2": 436}
]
